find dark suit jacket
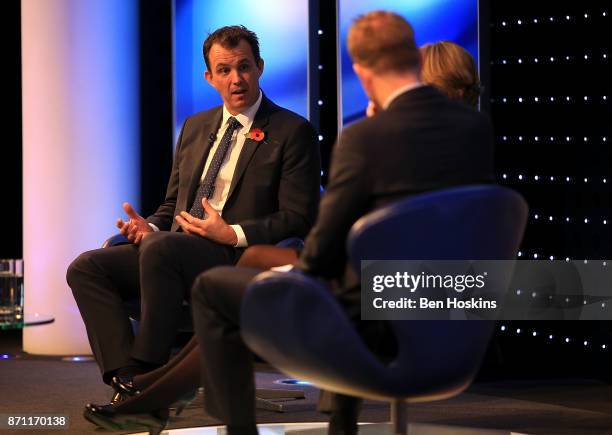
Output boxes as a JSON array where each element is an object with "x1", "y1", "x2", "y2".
[
  {"x1": 147, "y1": 94, "x2": 321, "y2": 245},
  {"x1": 296, "y1": 86, "x2": 495, "y2": 305}
]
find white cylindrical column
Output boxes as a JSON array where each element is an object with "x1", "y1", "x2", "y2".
[{"x1": 22, "y1": 0, "x2": 140, "y2": 354}]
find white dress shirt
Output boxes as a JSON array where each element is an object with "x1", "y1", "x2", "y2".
[
  {"x1": 201, "y1": 90, "x2": 263, "y2": 247},
  {"x1": 150, "y1": 91, "x2": 262, "y2": 247}
]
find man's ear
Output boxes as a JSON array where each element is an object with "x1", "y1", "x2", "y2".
[
  {"x1": 204, "y1": 70, "x2": 212, "y2": 85},
  {"x1": 257, "y1": 58, "x2": 265, "y2": 77},
  {"x1": 352, "y1": 63, "x2": 364, "y2": 80},
  {"x1": 353, "y1": 63, "x2": 374, "y2": 86}
]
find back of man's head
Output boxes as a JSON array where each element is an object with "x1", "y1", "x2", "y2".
[{"x1": 347, "y1": 11, "x2": 420, "y2": 74}]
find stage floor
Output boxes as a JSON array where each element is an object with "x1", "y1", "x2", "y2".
[{"x1": 2, "y1": 331, "x2": 612, "y2": 434}]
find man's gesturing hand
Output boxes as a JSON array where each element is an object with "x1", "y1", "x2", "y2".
[
  {"x1": 116, "y1": 202, "x2": 153, "y2": 245},
  {"x1": 175, "y1": 198, "x2": 238, "y2": 246}
]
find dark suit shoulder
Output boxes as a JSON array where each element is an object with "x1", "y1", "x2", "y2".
[{"x1": 183, "y1": 105, "x2": 222, "y2": 126}]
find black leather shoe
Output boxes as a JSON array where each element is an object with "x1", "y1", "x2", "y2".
[
  {"x1": 111, "y1": 375, "x2": 141, "y2": 396},
  {"x1": 83, "y1": 403, "x2": 168, "y2": 435},
  {"x1": 110, "y1": 391, "x2": 125, "y2": 405}
]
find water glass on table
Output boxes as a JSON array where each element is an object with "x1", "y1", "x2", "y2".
[{"x1": 0, "y1": 259, "x2": 24, "y2": 324}]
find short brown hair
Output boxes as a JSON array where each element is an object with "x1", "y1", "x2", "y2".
[
  {"x1": 203, "y1": 25, "x2": 261, "y2": 72},
  {"x1": 347, "y1": 11, "x2": 420, "y2": 74},
  {"x1": 421, "y1": 41, "x2": 481, "y2": 107}
]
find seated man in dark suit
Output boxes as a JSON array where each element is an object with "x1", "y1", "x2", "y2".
[
  {"x1": 190, "y1": 11, "x2": 494, "y2": 435},
  {"x1": 66, "y1": 25, "x2": 320, "y2": 387}
]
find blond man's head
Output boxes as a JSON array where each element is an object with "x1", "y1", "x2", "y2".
[{"x1": 347, "y1": 11, "x2": 420, "y2": 74}]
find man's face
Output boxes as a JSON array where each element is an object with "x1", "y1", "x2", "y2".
[{"x1": 205, "y1": 40, "x2": 264, "y2": 115}]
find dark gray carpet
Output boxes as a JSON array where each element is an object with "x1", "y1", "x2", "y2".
[{"x1": 2, "y1": 331, "x2": 612, "y2": 435}]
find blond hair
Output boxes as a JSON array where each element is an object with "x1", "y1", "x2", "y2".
[
  {"x1": 421, "y1": 41, "x2": 481, "y2": 107},
  {"x1": 347, "y1": 11, "x2": 420, "y2": 74}
]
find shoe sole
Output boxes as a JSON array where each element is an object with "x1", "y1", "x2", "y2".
[{"x1": 83, "y1": 408, "x2": 166, "y2": 434}]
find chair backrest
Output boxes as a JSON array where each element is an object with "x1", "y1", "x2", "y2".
[
  {"x1": 346, "y1": 184, "x2": 528, "y2": 396},
  {"x1": 348, "y1": 184, "x2": 528, "y2": 268}
]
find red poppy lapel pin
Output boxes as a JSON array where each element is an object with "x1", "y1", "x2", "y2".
[{"x1": 246, "y1": 128, "x2": 266, "y2": 142}]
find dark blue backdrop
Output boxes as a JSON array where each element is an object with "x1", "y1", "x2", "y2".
[{"x1": 340, "y1": 0, "x2": 479, "y2": 124}]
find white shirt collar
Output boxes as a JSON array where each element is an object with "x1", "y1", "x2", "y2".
[
  {"x1": 221, "y1": 90, "x2": 263, "y2": 129},
  {"x1": 382, "y1": 82, "x2": 425, "y2": 109}
]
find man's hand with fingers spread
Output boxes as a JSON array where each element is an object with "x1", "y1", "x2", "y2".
[
  {"x1": 175, "y1": 198, "x2": 238, "y2": 246},
  {"x1": 116, "y1": 202, "x2": 153, "y2": 245}
]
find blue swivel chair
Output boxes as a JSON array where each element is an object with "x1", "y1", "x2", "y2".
[{"x1": 240, "y1": 184, "x2": 528, "y2": 434}]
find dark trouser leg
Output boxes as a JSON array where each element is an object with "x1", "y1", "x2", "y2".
[
  {"x1": 191, "y1": 266, "x2": 262, "y2": 431},
  {"x1": 132, "y1": 232, "x2": 239, "y2": 365},
  {"x1": 67, "y1": 244, "x2": 141, "y2": 380}
]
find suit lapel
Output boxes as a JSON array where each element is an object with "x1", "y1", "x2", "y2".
[
  {"x1": 226, "y1": 98, "x2": 271, "y2": 201},
  {"x1": 186, "y1": 108, "x2": 223, "y2": 210}
]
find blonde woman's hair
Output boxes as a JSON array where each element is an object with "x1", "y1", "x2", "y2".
[{"x1": 421, "y1": 41, "x2": 481, "y2": 107}]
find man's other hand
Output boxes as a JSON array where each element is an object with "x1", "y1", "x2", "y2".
[
  {"x1": 366, "y1": 100, "x2": 379, "y2": 118},
  {"x1": 116, "y1": 202, "x2": 153, "y2": 245},
  {"x1": 175, "y1": 198, "x2": 238, "y2": 246}
]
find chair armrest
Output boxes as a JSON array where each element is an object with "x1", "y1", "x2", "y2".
[
  {"x1": 274, "y1": 237, "x2": 304, "y2": 251},
  {"x1": 102, "y1": 233, "x2": 131, "y2": 248},
  {"x1": 241, "y1": 271, "x2": 380, "y2": 384}
]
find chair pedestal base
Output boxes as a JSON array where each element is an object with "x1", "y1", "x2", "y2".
[
  {"x1": 255, "y1": 388, "x2": 305, "y2": 413},
  {"x1": 391, "y1": 399, "x2": 407, "y2": 435}
]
